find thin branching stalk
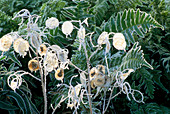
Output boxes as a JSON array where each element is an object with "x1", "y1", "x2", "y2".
[
  {"x1": 82, "y1": 43, "x2": 93, "y2": 114},
  {"x1": 36, "y1": 50, "x2": 47, "y2": 114}
]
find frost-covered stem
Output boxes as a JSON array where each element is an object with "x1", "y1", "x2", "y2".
[
  {"x1": 69, "y1": 61, "x2": 88, "y2": 74},
  {"x1": 36, "y1": 50, "x2": 47, "y2": 114},
  {"x1": 82, "y1": 43, "x2": 93, "y2": 114},
  {"x1": 102, "y1": 90, "x2": 106, "y2": 114},
  {"x1": 105, "y1": 54, "x2": 110, "y2": 76},
  {"x1": 44, "y1": 70, "x2": 47, "y2": 114}
]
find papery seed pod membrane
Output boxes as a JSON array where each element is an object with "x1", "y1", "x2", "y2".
[
  {"x1": 94, "y1": 76, "x2": 105, "y2": 87},
  {"x1": 105, "y1": 40, "x2": 111, "y2": 53},
  {"x1": 113, "y1": 33, "x2": 126, "y2": 51},
  {"x1": 62, "y1": 21, "x2": 74, "y2": 37},
  {"x1": 13, "y1": 38, "x2": 29, "y2": 57},
  {"x1": 120, "y1": 69, "x2": 134, "y2": 80},
  {"x1": 67, "y1": 103, "x2": 74, "y2": 109},
  {"x1": 55, "y1": 68, "x2": 64, "y2": 82},
  {"x1": 71, "y1": 84, "x2": 82, "y2": 96},
  {"x1": 89, "y1": 67, "x2": 98, "y2": 80},
  {"x1": 80, "y1": 72, "x2": 86, "y2": 86},
  {"x1": 90, "y1": 79, "x2": 96, "y2": 89},
  {"x1": 57, "y1": 49, "x2": 68, "y2": 63},
  {"x1": 28, "y1": 59, "x2": 39, "y2": 72},
  {"x1": 30, "y1": 34, "x2": 41, "y2": 49},
  {"x1": 77, "y1": 27, "x2": 86, "y2": 39},
  {"x1": 0, "y1": 34, "x2": 13, "y2": 51},
  {"x1": 97, "y1": 32, "x2": 108, "y2": 45},
  {"x1": 10, "y1": 80, "x2": 18, "y2": 91},
  {"x1": 46, "y1": 17, "x2": 59, "y2": 29},
  {"x1": 38, "y1": 44, "x2": 47, "y2": 56},
  {"x1": 96, "y1": 65, "x2": 105, "y2": 75}
]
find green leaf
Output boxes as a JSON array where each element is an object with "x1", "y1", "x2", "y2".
[
  {"x1": 0, "y1": 100, "x2": 19, "y2": 110},
  {"x1": 7, "y1": 51, "x2": 22, "y2": 67},
  {"x1": 0, "y1": 55, "x2": 6, "y2": 61},
  {"x1": 119, "y1": 42, "x2": 153, "y2": 71}
]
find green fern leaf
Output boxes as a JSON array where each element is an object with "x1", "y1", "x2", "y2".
[
  {"x1": 119, "y1": 42, "x2": 153, "y2": 71},
  {"x1": 105, "y1": 9, "x2": 164, "y2": 44}
]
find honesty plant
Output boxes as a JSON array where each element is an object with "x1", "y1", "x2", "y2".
[{"x1": 0, "y1": 7, "x2": 163, "y2": 114}]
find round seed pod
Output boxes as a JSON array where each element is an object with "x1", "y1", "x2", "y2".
[
  {"x1": 89, "y1": 67, "x2": 98, "y2": 80},
  {"x1": 38, "y1": 44, "x2": 47, "y2": 56},
  {"x1": 45, "y1": 17, "x2": 59, "y2": 29},
  {"x1": 28, "y1": 59, "x2": 39, "y2": 72},
  {"x1": 94, "y1": 75, "x2": 105, "y2": 87},
  {"x1": 62, "y1": 21, "x2": 74, "y2": 37},
  {"x1": 0, "y1": 34, "x2": 13, "y2": 51},
  {"x1": 97, "y1": 32, "x2": 108, "y2": 45},
  {"x1": 96, "y1": 65, "x2": 105, "y2": 75},
  {"x1": 77, "y1": 26, "x2": 86, "y2": 39},
  {"x1": 112, "y1": 33, "x2": 126, "y2": 51},
  {"x1": 55, "y1": 68, "x2": 64, "y2": 82}
]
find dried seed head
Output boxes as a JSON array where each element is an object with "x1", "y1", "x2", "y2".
[
  {"x1": 55, "y1": 68, "x2": 64, "y2": 82},
  {"x1": 28, "y1": 59, "x2": 39, "y2": 72},
  {"x1": 62, "y1": 21, "x2": 74, "y2": 37},
  {"x1": 46, "y1": 17, "x2": 59, "y2": 29},
  {"x1": 44, "y1": 51, "x2": 59, "y2": 72},
  {"x1": 96, "y1": 65, "x2": 105, "y2": 75},
  {"x1": 0, "y1": 34, "x2": 13, "y2": 51},
  {"x1": 94, "y1": 76, "x2": 105, "y2": 87},
  {"x1": 13, "y1": 38, "x2": 29, "y2": 57},
  {"x1": 97, "y1": 32, "x2": 108, "y2": 45},
  {"x1": 71, "y1": 84, "x2": 82, "y2": 96},
  {"x1": 38, "y1": 44, "x2": 47, "y2": 56},
  {"x1": 113, "y1": 33, "x2": 126, "y2": 51},
  {"x1": 89, "y1": 67, "x2": 98, "y2": 80}
]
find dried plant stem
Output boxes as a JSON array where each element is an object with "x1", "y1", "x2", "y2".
[
  {"x1": 36, "y1": 50, "x2": 47, "y2": 114},
  {"x1": 83, "y1": 43, "x2": 93, "y2": 114}
]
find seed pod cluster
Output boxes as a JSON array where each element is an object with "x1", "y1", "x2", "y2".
[{"x1": 90, "y1": 65, "x2": 108, "y2": 88}]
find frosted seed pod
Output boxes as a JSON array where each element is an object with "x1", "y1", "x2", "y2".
[
  {"x1": 44, "y1": 51, "x2": 59, "y2": 72},
  {"x1": 89, "y1": 67, "x2": 99, "y2": 80},
  {"x1": 97, "y1": 32, "x2": 108, "y2": 45},
  {"x1": 77, "y1": 27, "x2": 86, "y2": 39},
  {"x1": 10, "y1": 80, "x2": 18, "y2": 91},
  {"x1": 71, "y1": 84, "x2": 82, "y2": 96},
  {"x1": 13, "y1": 38, "x2": 29, "y2": 57},
  {"x1": 38, "y1": 44, "x2": 47, "y2": 56},
  {"x1": 57, "y1": 49, "x2": 68, "y2": 63},
  {"x1": 112, "y1": 33, "x2": 126, "y2": 51},
  {"x1": 80, "y1": 72, "x2": 86, "y2": 86},
  {"x1": 120, "y1": 69, "x2": 134, "y2": 80},
  {"x1": 105, "y1": 40, "x2": 111, "y2": 53},
  {"x1": 28, "y1": 59, "x2": 39, "y2": 72},
  {"x1": 62, "y1": 21, "x2": 74, "y2": 37},
  {"x1": 94, "y1": 76, "x2": 105, "y2": 87},
  {"x1": 30, "y1": 34, "x2": 41, "y2": 49},
  {"x1": 46, "y1": 17, "x2": 59, "y2": 29},
  {"x1": 0, "y1": 34, "x2": 13, "y2": 51},
  {"x1": 96, "y1": 65, "x2": 105, "y2": 75},
  {"x1": 55, "y1": 68, "x2": 64, "y2": 82}
]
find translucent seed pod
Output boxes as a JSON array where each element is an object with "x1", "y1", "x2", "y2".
[
  {"x1": 13, "y1": 38, "x2": 29, "y2": 57},
  {"x1": 62, "y1": 21, "x2": 74, "y2": 37},
  {"x1": 80, "y1": 72, "x2": 86, "y2": 86},
  {"x1": 112, "y1": 33, "x2": 126, "y2": 51},
  {"x1": 94, "y1": 75, "x2": 105, "y2": 87},
  {"x1": 89, "y1": 67, "x2": 99, "y2": 80},
  {"x1": 55, "y1": 68, "x2": 64, "y2": 82},
  {"x1": 97, "y1": 32, "x2": 108, "y2": 45},
  {"x1": 38, "y1": 44, "x2": 47, "y2": 56},
  {"x1": 77, "y1": 26, "x2": 86, "y2": 39},
  {"x1": 10, "y1": 80, "x2": 18, "y2": 91},
  {"x1": 0, "y1": 34, "x2": 13, "y2": 51},
  {"x1": 28, "y1": 59, "x2": 39, "y2": 72},
  {"x1": 45, "y1": 17, "x2": 59, "y2": 29}
]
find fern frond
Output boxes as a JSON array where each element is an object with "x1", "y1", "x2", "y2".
[
  {"x1": 105, "y1": 9, "x2": 164, "y2": 45},
  {"x1": 119, "y1": 42, "x2": 153, "y2": 71}
]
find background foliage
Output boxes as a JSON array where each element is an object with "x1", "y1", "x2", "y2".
[{"x1": 0, "y1": 0, "x2": 169, "y2": 113}]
